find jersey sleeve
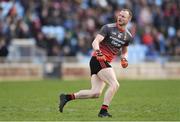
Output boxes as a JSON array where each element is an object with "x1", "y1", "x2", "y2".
[{"x1": 98, "y1": 25, "x2": 109, "y2": 37}]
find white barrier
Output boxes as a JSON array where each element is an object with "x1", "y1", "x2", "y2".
[
  {"x1": 0, "y1": 63, "x2": 43, "y2": 81},
  {"x1": 0, "y1": 62, "x2": 179, "y2": 80},
  {"x1": 62, "y1": 62, "x2": 180, "y2": 80}
]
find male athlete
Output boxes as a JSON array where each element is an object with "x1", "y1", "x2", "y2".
[{"x1": 59, "y1": 9, "x2": 133, "y2": 117}]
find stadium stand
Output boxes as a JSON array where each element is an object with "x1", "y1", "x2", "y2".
[
  {"x1": 0, "y1": 0, "x2": 180, "y2": 60},
  {"x1": 0, "y1": 0, "x2": 179, "y2": 79}
]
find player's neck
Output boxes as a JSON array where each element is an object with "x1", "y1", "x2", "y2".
[{"x1": 116, "y1": 24, "x2": 126, "y2": 32}]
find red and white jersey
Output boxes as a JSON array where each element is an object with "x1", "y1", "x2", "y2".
[{"x1": 93, "y1": 23, "x2": 133, "y2": 62}]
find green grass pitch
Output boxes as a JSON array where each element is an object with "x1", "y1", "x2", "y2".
[{"x1": 0, "y1": 79, "x2": 180, "y2": 121}]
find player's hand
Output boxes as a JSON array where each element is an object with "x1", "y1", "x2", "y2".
[
  {"x1": 95, "y1": 50, "x2": 106, "y2": 61},
  {"x1": 121, "y1": 58, "x2": 128, "y2": 68}
]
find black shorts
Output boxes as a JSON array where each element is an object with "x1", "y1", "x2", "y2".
[{"x1": 89, "y1": 56, "x2": 111, "y2": 76}]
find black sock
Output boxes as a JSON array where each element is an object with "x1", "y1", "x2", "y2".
[{"x1": 66, "y1": 94, "x2": 75, "y2": 101}]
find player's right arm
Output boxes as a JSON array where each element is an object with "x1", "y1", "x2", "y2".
[
  {"x1": 92, "y1": 24, "x2": 108, "y2": 50},
  {"x1": 92, "y1": 34, "x2": 106, "y2": 61},
  {"x1": 92, "y1": 34, "x2": 104, "y2": 51},
  {"x1": 92, "y1": 25, "x2": 109, "y2": 61}
]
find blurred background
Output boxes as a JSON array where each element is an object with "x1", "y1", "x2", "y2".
[{"x1": 0, "y1": 0, "x2": 180, "y2": 80}]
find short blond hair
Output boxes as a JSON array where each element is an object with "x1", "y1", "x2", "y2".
[{"x1": 121, "y1": 8, "x2": 132, "y2": 19}]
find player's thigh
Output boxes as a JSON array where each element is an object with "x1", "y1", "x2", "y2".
[
  {"x1": 91, "y1": 74, "x2": 105, "y2": 92},
  {"x1": 97, "y1": 68, "x2": 119, "y2": 86}
]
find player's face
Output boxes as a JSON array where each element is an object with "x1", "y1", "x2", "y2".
[{"x1": 117, "y1": 11, "x2": 130, "y2": 26}]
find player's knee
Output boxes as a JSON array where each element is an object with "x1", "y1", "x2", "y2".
[
  {"x1": 116, "y1": 82, "x2": 120, "y2": 90},
  {"x1": 92, "y1": 91, "x2": 101, "y2": 98}
]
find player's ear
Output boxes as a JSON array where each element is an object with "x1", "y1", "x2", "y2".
[
  {"x1": 125, "y1": 9, "x2": 132, "y2": 21},
  {"x1": 128, "y1": 15, "x2": 132, "y2": 21}
]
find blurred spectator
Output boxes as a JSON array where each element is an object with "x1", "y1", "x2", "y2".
[
  {"x1": 0, "y1": 36, "x2": 8, "y2": 62},
  {"x1": 0, "y1": 0, "x2": 179, "y2": 63}
]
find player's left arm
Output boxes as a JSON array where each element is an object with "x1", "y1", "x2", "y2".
[
  {"x1": 120, "y1": 30, "x2": 133, "y2": 68},
  {"x1": 120, "y1": 46, "x2": 128, "y2": 68},
  {"x1": 121, "y1": 46, "x2": 128, "y2": 59}
]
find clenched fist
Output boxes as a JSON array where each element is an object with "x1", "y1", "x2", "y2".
[
  {"x1": 121, "y1": 58, "x2": 128, "y2": 68},
  {"x1": 95, "y1": 50, "x2": 106, "y2": 61}
]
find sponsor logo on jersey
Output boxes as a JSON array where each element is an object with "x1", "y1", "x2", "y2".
[
  {"x1": 111, "y1": 32, "x2": 117, "y2": 35},
  {"x1": 109, "y1": 36, "x2": 125, "y2": 47}
]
